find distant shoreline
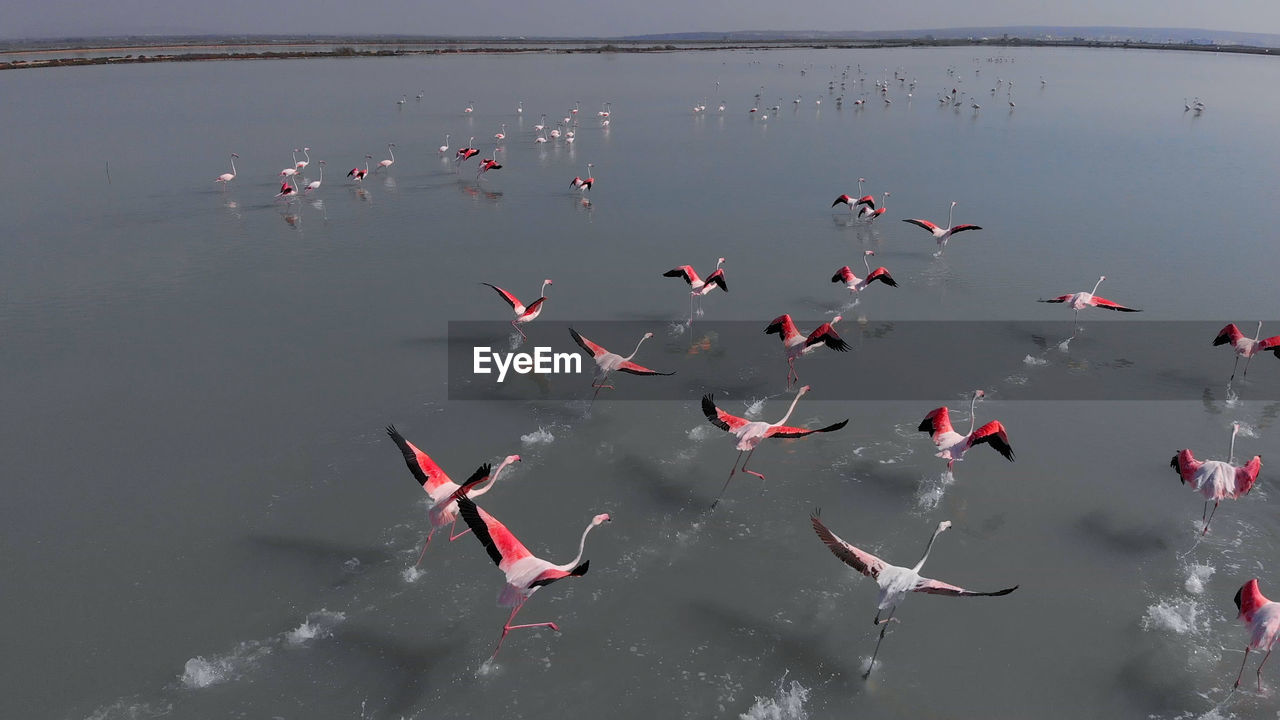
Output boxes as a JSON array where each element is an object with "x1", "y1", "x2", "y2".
[{"x1": 2, "y1": 37, "x2": 1276, "y2": 71}]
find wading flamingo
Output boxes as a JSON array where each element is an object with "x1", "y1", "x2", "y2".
[
  {"x1": 477, "y1": 150, "x2": 502, "y2": 179},
  {"x1": 664, "y1": 258, "x2": 727, "y2": 320},
  {"x1": 1214, "y1": 322, "x2": 1280, "y2": 381},
  {"x1": 303, "y1": 161, "x2": 325, "y2": 193},
  {"x1": 1038, "y1": 276, "x2": 1140, "y2": 324},
  {"x1": 215, "y1": 153, "x2": 238, "y2": 185},
  {"x1": 376, "y1": 143, "x2": 396, "y2": 171},
  {"x1": 764, "y1": 314, "x2": 850, "y2": 386},
  {"x1": 1233, "y1": 579, "x2": 1280, "y2": 691},
  {"x1": 274, "y1": 175, "x2": 299, "y2": 200},
  {"x1": 857, "y1": 192, "x2": 890, "y2": 221},
  {"x1": 917, "y1": 390, "x2": 1014, "y2": 472},
  {"x1": 456, "y1": 495, "x2": 610, "y2": 662},
  {"x1": 702, "y1": 385, "x2": 848, "y2": 508},
  {"x1": 385, "y1": 425, "x2": 520, "y2": 565},
  {"x1": 294, "y1": 147, "x2": 310, "y2": 171},
  {"x1": 902, "y1": 201, "x2": 982, "y2": 252},
  {"x1": 1171, "y1": 423, "x2": 1262, "y2": 535},
  {"x1": 811, "y1": 510, "x2": 1018, "y2": 678},
  {"x1": 438, "y1": 134, "x2": 451, "y2": 155},
  {"x1": 347, "y1": 155, "x2": 371, "y2": 182},
  {"x1": 832, "y1": 251, "x2": 897, "y2": 296},
  {"x1": 570, "y1": 163, "x2": 595, "y2": 192},
  {"x1": 484, "y1": 279, "x2": 552, "y2": 340}
]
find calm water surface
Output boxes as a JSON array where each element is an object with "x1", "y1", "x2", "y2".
[{"x1": 2, "y1": 46, "x2": 1280, "y2": 719}]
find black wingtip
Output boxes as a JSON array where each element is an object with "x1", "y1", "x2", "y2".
[
  {"x1": 1235, "y1": 585, "x2": 1244, "y2": 612},
  {"x1": 991, "y1": 585, "x2": 1018, "y2": 596},
  {"x1": 570, "y1": 560, "x2": 590, "y2": 577}
]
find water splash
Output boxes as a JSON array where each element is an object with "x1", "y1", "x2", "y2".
[
  {"x1": 1184, "y1": 564, "x2": 1215, "y2": 595},
  {"x1": 180, "y1": 641, "x2": 270, "y2": 689},
  {"x1": 402, "y1": 566, "x2": 425, "y2": 583},
  {"x1": 915, "y1": 471, "x2": 955, "y2": 510},
  {"x1": 1141, "y1": 598, "x2": 1205, "y2": 635},
  {"x1": 285, "y1": 609, "x2": 346, "y2": 645},
  {"x1": 520, "y1": 427, "x2": 555, "y2": 445},
  {"x1": 739, "y1": 676, "x2": 810, "y2": 720},
  {"x1": 688, "y1": 425, "x2": 716, "y2": 442},
  {"x1": 1023, "y1": 355, "x2": 1049, "y2": 366}
]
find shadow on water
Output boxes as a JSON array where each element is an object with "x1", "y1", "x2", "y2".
[
  {"x1": 616, "y1": 453, "x2": 702, "y2": 515},
  {"x1": 335, "y1": 624, "x2": 462, "y2": 719},
  {"x1": 1074, "y1": 510, "x2": 1171, "y2": 555},
  {"x1": 247, "y1": 534, "x2": 395, "y2": 587}
]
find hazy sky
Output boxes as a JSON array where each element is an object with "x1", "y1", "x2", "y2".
[{"x1": 4, "y1": 0, "x2": 1280, "y2": 40}]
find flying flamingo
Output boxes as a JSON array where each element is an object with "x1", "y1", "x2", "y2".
[
  {"x1": 303, "y1": 161, "x2": 325, "y2": 193},
  {"x1": 902, "y1": 201, "x2": 983, "y2": 252},
  {"x1": 569, "y1": 328, "x2": 674, "y2": 404},
  {"x1": 376, "y1": 143, "x2": 396, "y2": 171},
  {"x1": 456, "y1": 137, "x2": 479, "y2": 165},
  {"x1": 917, "y1": 390, "x2": 1014, "y2": 472},
  {"x1": 701, "y1": 386, "x2": 848, "y2": 508},
  {"x1": 810, "y1": 510, "x2": 1018, "y2": 678},
  {"x1": 832, "y1": 251, "x2": 898, "y2": 296},
  {"x1": 1171, "y1": 423, "x2": 1262, "y2": 535},
  {"x1": 455, "y1": 495, "x2": 610, "y2": 662},
  {"x1": 1213, "y1": 322, "x2": 1280, "y2": 380},
  {"x1": 1038, "y1": 276, "x2": 1140, "y2": 324},
  {"x1": 347, "y1": 155, "x2": 372, "y2": 183},
  {"x1": 484, "y1": 279, "x2": 551, "y2": 340},
  {"x1": 477, "y1": 149, "x2": 502, "y2": 179},
  {"x1": 663, "y1": 258, "x2": 727, "y2": 320},
  {"x1": 1232, "y1": 578, "x2": 1280, "y2": 691},
  {"x1": 385, "y1": 425, "x2": 520, "y2": 565},
  {"x1": 570, "y1": 163, "x2": 595, "y2": 192},
  {"x1": 464, "y1": 101, "x2": 474, "y2": 113},
  {"x1": 438, "y1": 134, "x2": 451, "y2": 155},
  {"x1": 274, "y1": 175, "x2": 299, "y2": 200},
  {"x1": 857, "y1": 192, "x2": 890, "y2": 221},
  {"x1": 215, "y1": 153, "x2": 238, "y2": 185},
  {"x1": 832, "y1": 179, "x2": 871, "y2": 211},
  {"x1": 294, "y1": 147, "x2": 310, "y2": 171},
  {"x1": 764, "y1": 314, "x2": 850, "y2": 387}
]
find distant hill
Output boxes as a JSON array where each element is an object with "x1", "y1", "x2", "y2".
[{"x1": 618, "y1": 26, "x2": 1280, "y2": 48}]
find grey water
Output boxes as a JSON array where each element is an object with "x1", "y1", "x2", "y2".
[{"x1": 2, "y1": 45, "x2": 1279, "y2": 719}]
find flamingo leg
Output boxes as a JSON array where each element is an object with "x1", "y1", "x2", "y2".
[
  {"x1": 1202, "y1": 501, "x2": 1220, "y2": 536},
  {"x1": 511, "y1": 319, "x2": 527, "y2": 341},
  {"x1": 1258, "y1": 648, "x2": 1273, "y2": 691},
  {"x1": 448, "y1": 527, "x2": 473, "y2": 541},
  {"x1": 710, "y1": 450, "x2": 744, "y2": 510},
  {"x1": 865, "y1": 606, "x2": 897, "y2": 679},
  {"x1": 1235, "y1": 646, "x2": 1252, "y2": 689},
  {"x1": 1202, "y1": 500, "x2": 1208, "y2": 522},
  {"x1": 414, "y1": 528, "x2": 436, "y2": 567},
  {"x1": 490, "y1": 600, "x2": 559, "y2": 662},
  {"x1": 741, "y1": 448, "x2": 765, "y2": 484},
  {"x1": 1230, "y1": 355, "x2": 1241, "y2": 381},
  {"x1": 1244, "y1": 355, "x2": 1254, "y2": 378}
]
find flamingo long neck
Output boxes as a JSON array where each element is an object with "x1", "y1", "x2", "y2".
[
  {"x1": 229, "y1": 156, "x2": 236, "y2": 175},
  {"x1": 540, "y1": 280, "x2": 551, "y2": 298},
  {"x1": 863, "y1": 255, "x2": 872, "y2": 275},
  {"x1": 1230, "y1": 425, "x2": 1239, "y2": 464},
  {"x1": 946, "y1": 203, "x2": 955, "y2": 230},
  {"x1": 1256, "y1": 322, "x2": 1264, "y2": 342},
  {"x1": 967, "y1": 394, "x2": 979, "y2": 436},
  {"x1": 316, "y1": 164, "x2": 323, "y2": 182},
  {"x1": 911, "y1": 526, "x2": 946, "y2": 572},
  {"x1": 468, "y1": 457, "x2": 518, "y2": 499},
  {"x1": 557, "y1": 521, "x2": 600, "y2": 571},
  {"x1": 623, "y1": 335, "x2": 650, "y2": 362},
  {"x1": 1090, "y1": 277, "x2": 1105, "y2": 295},
  {"x1": 773, "y1": 391, "x2": 806, "y2": 428},
  {"x1": 387, "y1": 146, "x2": 395, "y2": 162},
  {"x1": 303, "y1": 148, "x2": 310, "y2": 163}
]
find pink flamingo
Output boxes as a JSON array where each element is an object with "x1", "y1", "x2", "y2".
[
  {"x1": 385, "y1": 425, "x2": 520, "y2": 565},
  {"x1": 764, "y1": 314, "x2": 850, "y2": 387},
  {"x1": 917, "y1": 390, "x2": 1015, "y2": 472},
  {"x1": 476, "y1": 150, "x2": 502, "y2": 179},
  {"x1": 1233, "y1": 578, "x2": 1280, "y2": 690},
  {"x1": 347, "y1": 155, "x2": 371, "y2": 182},
  {"x1": 857, "y1": 191, "x2": 890, "y2": 221},
  {"x1": 274, "y1": 175, "x2": 299, "y2": 200},
  {"x1": 303, "y1": 160, "x2": 324, "y2": 193},
  {"x1": 294, "y1": 147, "x2": 310, "y2": 171},
  {"x1": 831, "y1": 177, "x2": 870, "y2": 210},
  {"x1": 455, "y1": 495, "x2": 610, "y2": 662},
  {"x1": 570, "y1": 163, "x2": 595, "y2": 192},
  {"x1": 569, "y1": 328, "x2": 674, "y2": 404},
  {"x1": 215, "y1": 153, "x2": 238, "y2": 185},
  {"x1": 376, "y1": 143, "x2": 396, "y2": 171},
  {"x1": 664, "y1": 258, "x2": 727, "y2": 320},
  {"x1": 484, "y1": 279, "x2": 551, "y2": 340},
  {"x1": 1171, "y1": 423, "x2": 1262, "y2": 535},
  {"x1": 902, "y1": 201, "x2": 982, "y2": 252},
  {"x1": 702, "y1": 385, "x2": 848, "y2": 508},
  {"x1": 811, "y1": 510, "x2": 1018, "y2": 678},
  {"x1": 456, "y1": 137, "x2": 479, "y2": 165},
  {"x1": 1214, "y1": 322, "x2": 1280, "y2": 380},
  {"x1": 832, "y1": 251, "x2": 898, "y2": 296},
  {"x1": 1038, "y1": 276, "x2": 1140, "y2": 324}
]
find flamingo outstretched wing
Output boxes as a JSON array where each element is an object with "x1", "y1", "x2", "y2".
[
  {"x1": 916, "y1": 577, "x2": 1019, "y2": 597},
  {"x1": 903, "y1": 218, "x2": 940, "y2": 233},
  {"x1": 446, "y1": 463, "x2": 493, "y2": 503},
  {"x1": 917, "y1": 407, "x2": 954, "y2": 441},
  {"x1": 1090, "y1": 296, "x2": 1140, "y2": 312},
  {"x1": 832, "y1": 194, "x2": 853, "y2": 207},
  {"x1": 1236, "y1": 456, "x2": 1263, "y2": 495},
  {"x1": 805, "y1": 323, "x2": 850, "y2": 352},
  {"x1": 386, "y1": 425, "x2": 454, "y2": 492},
  {"x1": 521, "y1": 297, "x2": 547, "y2": 318},
  {"x1": 663, "y1": 266, "x2": 700, "y2": 286},
  {"x1": 483, "y1": 283, "x2": 525, "y2": 314},
  {"x1": 768, "y1": 419, "x2": 849, "y2": 438},
  {"x1": 832, "y1": 266, "x2": 856, "y2": 284},
  {"x1": 569, "y1": 328, "x2": 609, "y2": 359},
  {"x1": 701, "y1": 394, "x2": 751, "y2": 432},
  {"x1": 1170, "y1": 449, "x2": 1202, "y2": 485},
  {"x1": 967, "y1": 420, "x2": 1015, "y2": 461},
  {"x1": 811, "y1": 510, "x2": 887, "y2": 579},
  {"x1": 764, "y1": 314, "x2": 802, "y2": 345},
  {"x1": 1038, "y1": 295, "x2": 1073, "y2": 304},
  {"x1": 705, "y1": 269, "x2": 728, "y2": 292},
  {"x1": 1213, "y1": 323, "x2": 1244, "y2": 347},
  {"x1": 947, "y1": 224, "x2": 983, "y2": 235},
  {"x1": 456, "y1": 495, "x2": 533, "y2": 570},
  {"x1": 866, "y1": 267, "x2": 897, "y2": 287},
  {"x1": 616, "y1": 360, "x2": 675, "y2": 376},
  {"x1": 854, "y1": 194, "x2": 875, "y2": 208}
]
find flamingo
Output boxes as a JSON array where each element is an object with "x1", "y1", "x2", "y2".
[
  {"x1": 570, "y1": 163, "x2": 594, "y2": 192},
  {"x1": 1171, "y1": 423, "x2": 1262, "y2": 535},
  {"x1": 857, "y1": 192, "x2": 890, "y2": 221},
  {"x1": 494, "y1": 123, "x2": 506, "y2": 142},
  {"x1": 1233, "y1": 578, "x2": 1280, "y2": 691},
  {"x1": 764, "y1": 314, "x2": 850, "y2": 387},
  {"x1": 376, "y1": 143, "x2": 396, "y2": 171},
  {"x1": 438, "y1": 134, "x2": 451, "y2": 155},
  {"x1": 917, "y1": 390, "x2": 1014, "y2": 472},
  {"x1": 832, "y1": 251, "x2": 898, "y2": 295},
  {"x1": 397, "y1": 94, "x2": 406, "y2": 106},
  {"x1": 550, "y1": 124, "x2": 562, "y2": 139},
  {"x1": 347, "y1": 155, "x2": 371, "y2": 183},
  {"x1": 385, "y1": 425, "x2": 520, "y2": 565},
  {"x1": 811, "y1": 510, "x2": 1018, "y2": 678},
  {"x1": 1213, "y1": 322, "x2": 1280, "y2": 380},
  {"x1": 702, "y1": 386, "x2": 848, "y2": 508},
  {"x1": 455, "y1": 495, "x2": 610, "y2": 662},
  {"x1": 477, "y1": 150, "x2": 502, "y2": 179},
  {"x1": 294, "y1": 147, "x2": 310, "y2": 171},
  {"x1": 516, "y1": 100, "x2": 523, "y2": 114},
  {"x1": 902, "y1": 202, "x2": 983, "y2": 252},
  {"x1": 1038, "y1": 276, "x2": 1141, "y2": 324},
  {"x1": 456, "y1": 137, "x2": 479, "y2": 165},
  {"x1": 303, "y1": 161, "x2": 325, "y2": 193},
  {"x1": 274, "y1": 175, "x2": 299, "y2": 200},
  {"x1": 569, "y1": 328, "x2": 674, "y2": 404},
  {"x1": 483, "y1": 279, "x2": 551, "y2": 340},
  {"x1": 663, "y1": 258, "x2": 727, "y2": 320},
  {"x1": 598, "y1": 102, "x2": 611, "y2": 117},
  {"x1": 534, "y1": 130, "x2": 549, "y2": 145},
  {"x1": 534, "y1": 114, "x2": 547, "y2": 132},
  {"x1": 215, "y1": 153, "x2": 238, "y2": 185},
  {"x1": 280, "y1": 165, "x2": 298, "y2": 179},
  {"x1": 464, "y1": 101, "x2": 474, "y2": 114}
]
